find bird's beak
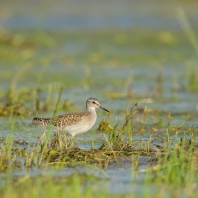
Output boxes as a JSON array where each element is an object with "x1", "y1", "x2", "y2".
[{"x1": 100, "y1": 106, "x2": 110, "y2": 113}]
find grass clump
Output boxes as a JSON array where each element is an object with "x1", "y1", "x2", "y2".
[
  {"x1": 43, "y1": 133, "x2": 157, "y2": 169},
  {"x1": 0, "y1": 173, "x2": 111, "y2": 198},
  {"x1": 0, "y1": 122, "x2": 198, "y2": 198},
  {"x1": 142, "y1": 135, "x2": 198, "y2": 187},
  {"x1": 0, "y1": 87, "x2": 75, "y2": 116}
]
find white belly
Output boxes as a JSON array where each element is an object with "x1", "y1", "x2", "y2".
[{"x1": 59, "y1": 115, "x2": 97, "y2": 137}]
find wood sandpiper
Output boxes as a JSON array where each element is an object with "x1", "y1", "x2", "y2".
[{"x1": 32, "y1": 97, "x2": 110, "y2": 138}]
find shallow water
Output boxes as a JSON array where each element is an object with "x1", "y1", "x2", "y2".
[
  {"x1": 1, "y1": 0, "x2": 198, "y2": 30},
  {"x1": 0, "y1": 0, "x2": 198, "y2": 195}
]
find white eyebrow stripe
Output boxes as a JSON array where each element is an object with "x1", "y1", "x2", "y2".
[{"x1": 90, "y1": 100, "x2": 100, "y2": 105}]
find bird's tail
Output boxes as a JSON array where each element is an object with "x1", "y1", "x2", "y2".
[{"x1": 32, "y1": 117, "x2": 51, "y2": 124}]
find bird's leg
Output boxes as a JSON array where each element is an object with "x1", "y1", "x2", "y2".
[
  {"x1": 57, "y1": 128, "x2": 63, "y2": 149},
  {"x1": 70, "y1": 135, "x2": 75, "y2": 147},
  {"x1": 40, "y1": 122, "x2": 47, "y2": 146},
  {"x1": 66, "y1": 135, "x2": 74, "y2": 148},
  {"x1": 38, "y1": 122, "x2": 48, "y2": 154}
]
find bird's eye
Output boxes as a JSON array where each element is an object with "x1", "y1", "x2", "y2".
[{"x1": 92, "y1": 101, "x2": 96, "y2": 104}]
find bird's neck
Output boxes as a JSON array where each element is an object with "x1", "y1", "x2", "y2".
[{"x1": 86, "y1": 105, "x2": 96, "y2": 113}]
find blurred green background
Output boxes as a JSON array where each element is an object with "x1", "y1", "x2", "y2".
[
  {"x1": 0, "y1": 0, "x2": 198, "y2": 120},
  {"x1": 0, "y1": 0, "x2": 198, "y2": 197}
]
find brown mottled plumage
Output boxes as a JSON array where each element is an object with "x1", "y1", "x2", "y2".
[{"x1": 32, "y1": 97, "x2": 109, "y2": 137}]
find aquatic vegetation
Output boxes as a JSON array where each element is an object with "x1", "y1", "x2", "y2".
[
  {"x1": 0, "y1": 4, "x2": 198, "y2": 197},
  {"x1": 0, "y1": 125, "x2": 197, "y2": 198}
]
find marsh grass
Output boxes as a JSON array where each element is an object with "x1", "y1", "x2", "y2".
[
  {"x1": 0, "y1": 85, "x2": 75, "y2": 117},
  {"x1": 0, "y1": 84, "x2": 198, "y2": 197},
  {"x1": 1, "y1": 9, "x2": 198, "y2": 197},
  {"x1": 0, "y1": 173, "x2": 113, "y2": 198},
  {"x1": 0, "y1": 126, "x2": 198, "y2": 197},
  {"x1": 0, "y1": 75, "x2": 198, "y2": 197},
  {"x1": 42, "y1": 132, "x2": 158, "y2": 169},
  {"x1": 0, "y1": 121, "x2": 197, "y2": 171},
  {"x1": 141, "y1": 133, "x2": 198, "y2": 187}
]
